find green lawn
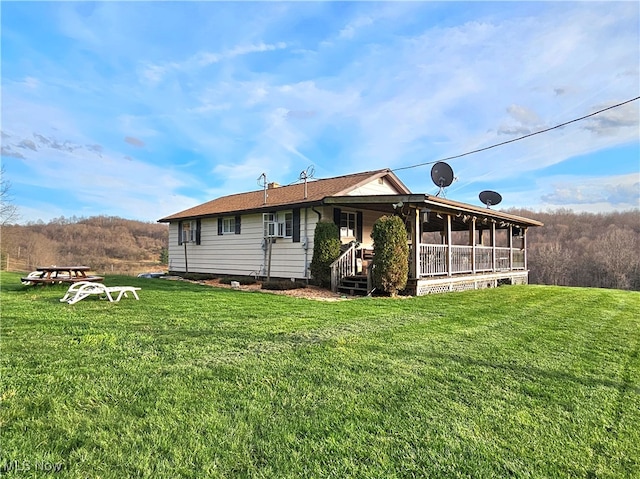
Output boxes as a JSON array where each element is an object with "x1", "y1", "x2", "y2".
[{"x1": 1, "y1": 272, "x2": 639, "y2": 478}]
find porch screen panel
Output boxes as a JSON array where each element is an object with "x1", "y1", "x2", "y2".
[{"x1": 333, "y1": 208, "x2": 341, "y2": 229}]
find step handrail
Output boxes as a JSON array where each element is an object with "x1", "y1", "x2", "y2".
[{"x1": 330, "y1": 242, "x2": 358, "y2": 293}]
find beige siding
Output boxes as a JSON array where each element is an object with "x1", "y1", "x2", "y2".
[
  {"x1": 168, "y1": 209, "x2": 319, "y2": 279},
  {"x1": 361, "y1": 209, "x2": 387, "y2": 247},
  {"x1": 347, "y1": 177, "x2": 402, "y2": 196}
]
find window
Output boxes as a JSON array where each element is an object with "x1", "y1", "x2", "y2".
[
  {"x1": 180, "y1": 220, "x2": 199, "y2": 243},
  {"x1": 218, "y1": 216, "x2": 240, "y2": 235},
  {"x1": 340, "y1": 212, "x2": 356, "y2": 238},
  {"x1": 263, "y1": 211, "x2": 293, "y2": 238},
  {"x1": 278, "y1": 212, "x2": 293, "y2": 238},
  {"x1": 222, "y1": 217, "x2": 235, "y2": 234},
  {"x1": 263, "y1": 213, "x2": 276, "y2": 237}
]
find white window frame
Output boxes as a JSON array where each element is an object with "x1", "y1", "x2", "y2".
[
  {"x1": 182, "y1": 220, "x2": 197, "y2": 243},
  {"x1": 263, "y1": 213, "x2": 276, "y2": 238},
  {"x1": 340, "y1": 211, "x2": 356, "y2": 238},
  {"x1": 264, "y1": 211, "x2": 293, "y2": 238},
  {"x1": 222, "y1": 217, "x2": 235, "y2": 234},
  {"x1": 277, "y1": 212, "x2": 293, "y2": 238}
]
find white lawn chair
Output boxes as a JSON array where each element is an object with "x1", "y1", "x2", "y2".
[
  {"x1": 60, "y1": 281, "x2": 141, "y2": 305},
  {"x1": 21, "y1": 271, "x2": 43, "y2": 285}
]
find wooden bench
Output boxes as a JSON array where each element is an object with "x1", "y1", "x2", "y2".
[
  {"x1": 22, "y1": 274, "x2": 104, "y2": 285},
  {"x1": 21, "y1": 266, "x2": 104, "y2": 285}
]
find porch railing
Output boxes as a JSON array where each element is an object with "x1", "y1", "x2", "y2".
[
  {"x1": 330, "y1": 242, "x2": 357, "y2": 293},
  {"x1": 419, "y1": 244, "x2": 448, "y2": 276},
  {"x1": 475, "y1": 246, "x2": 493, "y2": 272},
  {"x1": 419, "y1": 244, "x2": 527, "y2": 277}
]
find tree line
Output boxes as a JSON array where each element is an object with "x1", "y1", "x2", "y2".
[
  {"x1": 508, "y1": 208, "x2": 639, "y2": 291},
  {"x1": 1, "y1": 209, "x2": 638, "y2": 290},
  {"x1": 1, "y1": 216, "x2": 168, "y2": 276}
]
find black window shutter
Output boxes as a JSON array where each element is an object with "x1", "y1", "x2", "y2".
[
  {"x1": 292, "y1": 208, "x2": 301, "y2": 243},
  {"x1": 356, "y1": 211, "x2": 363, "y2": 243},
  {"x1": 333, "y1": 208, "x2": 341, "y2": 228},
  {"x1": 217, "y1": 218, "x2": 223, "y2": 235},
  {"x1": 178, "y1": 221, "x2": 183, "y2": 245},
  {"x1": 235, "y1": 215, "x2": 241, "y2": 234},
  {"x1": 195, "y1": 219, "x2": 202, "y2": 245}
]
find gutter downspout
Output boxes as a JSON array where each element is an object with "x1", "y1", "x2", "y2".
[{"x1": 304, "y1": 208, "x2": 309, "y2": 281}]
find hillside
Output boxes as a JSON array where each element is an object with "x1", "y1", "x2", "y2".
[
  {"x1": 507, "y1": 209, "x2": 640, "y2": 290},
  {"x1": 1, "y1": 209, "x2": 639, "y2": 290},
  {"x1": 1, "y1": 216, "x2": 168, "y2": 275}
]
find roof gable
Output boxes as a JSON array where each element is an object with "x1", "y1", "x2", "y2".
[{"x1": 159, "y1": 169, "x2": 410, "y2": 222}]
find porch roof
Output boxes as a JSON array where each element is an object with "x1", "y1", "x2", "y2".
[{"x1": 323, "y1": 194, "x2": 543, "y2": 229}]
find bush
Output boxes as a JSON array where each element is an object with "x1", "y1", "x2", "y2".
[
  {"x1": 180, "y1": 273, "x2": 219, "y2": 281},
  {"x1": 219, "y1": 276, "x2": 257, "y2": 285},
  {"x1": 262, "y1": 280, "x2": 308, "y2": 291},
  {"x1": 310, "y1": 221, "x2": 341, "y2": 287},
  {"x1": 371, "y1": 215, "x2": 409, "y2": 296}
]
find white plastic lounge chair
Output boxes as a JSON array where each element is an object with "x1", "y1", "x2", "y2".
[
  {"x1": 21, "y1": 271, "x2": 43, "y2": 285},
  {"x1": 60, "y1": 281, "x2": 141, "y2": 305}
]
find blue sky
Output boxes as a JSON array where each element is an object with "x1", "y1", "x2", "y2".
[{"x1": 1, "y1": 1, "x2": 638, "y2": 224}]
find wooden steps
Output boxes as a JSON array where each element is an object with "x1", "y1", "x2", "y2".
[{"x1": 337, "y1": 275, "x2": 369, "y2": 296}]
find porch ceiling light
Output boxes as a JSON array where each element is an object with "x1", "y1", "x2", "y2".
[
  {"x1": 420, "y1": 208, "x2": 430, "y2": 223},
  {"x1": 436, "y1": 213, "x2": 443, "y2": 219}
]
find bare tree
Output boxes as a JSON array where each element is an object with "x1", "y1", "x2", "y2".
[{"x1": 1, "y1": 164, "x2": 20, "y2": 225}]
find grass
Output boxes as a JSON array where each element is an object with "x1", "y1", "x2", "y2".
[{"x1": 1, "y1": 271, "x2": 639, "y2": 478}]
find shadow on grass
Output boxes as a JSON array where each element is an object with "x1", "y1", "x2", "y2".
[{"x1": 423, "y1": 351, "x2": 640, "y2": 395}]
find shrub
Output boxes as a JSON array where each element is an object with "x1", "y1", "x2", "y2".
[
  {"x1": 371, "y1": 215, "x2": 409, "y2": 296},
  {"x1": 310, "y1": 220, "x2": 341, "y2": 287},
  {"x1": 262, "y1": 280, "x2": 308, "y2": 291},
  {"x1": 219, "y1": 276, "x2": 257, "y2": 285},
  {"x1": 182, "y1": 273, "x2": 216, "y2": 281}
]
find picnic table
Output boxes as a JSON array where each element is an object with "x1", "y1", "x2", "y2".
[{"x1": 21, "y1": 266, "x2": 104, "y2": 285}]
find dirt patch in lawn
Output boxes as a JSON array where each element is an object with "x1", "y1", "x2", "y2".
[{"x1": 200, "y1": 278, "x2": 350, "y2": 301}]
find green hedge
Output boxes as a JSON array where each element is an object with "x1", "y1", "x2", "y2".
[
  {"x1": 309, "y1": 220, "x2": 341, "y2": 287},
  {"x1": 371, "y1": 215, "x2": 409, "y2": 296}
]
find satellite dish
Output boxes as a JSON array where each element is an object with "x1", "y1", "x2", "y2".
[
  {"x1": 431, "y1": 162, "x2": 454, "y2": 188},
  {"x1": 479, "y1": 190, "x2": 502, "y2": 208},
  {"x1": 430, "y1": 162, "x2": 454, "y2": 196}
]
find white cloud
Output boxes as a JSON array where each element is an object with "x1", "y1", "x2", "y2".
[
  {"x1": 2, "y1": 1, "x2": 637, "y2": 221},
  {"x1": 540, "y1": 173, "x2": 640, "y2": 207},
  {"x1": 339, "y1": 16, "x2": 374, "y2": 39}
]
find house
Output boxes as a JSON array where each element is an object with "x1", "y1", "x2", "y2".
[{"x1": 158, "y1": 168, "x2": 542, "y2": 295}]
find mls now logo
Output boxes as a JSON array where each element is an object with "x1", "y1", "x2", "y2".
[{"x1": 0, "y1": 459, "x2": 64, "y2": 473}]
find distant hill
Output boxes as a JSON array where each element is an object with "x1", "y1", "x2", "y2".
[
  {"x1": 2, "y1": 210, "x2": 638, "y2": 289},
  {"x1": 1, "y1": 216, "x2": 168, "y2": 276},
  {"x1": 507, "y1": 208, "x2": 640, "y2": 291}
]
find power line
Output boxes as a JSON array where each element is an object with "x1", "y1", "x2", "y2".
[{"x1": 392, "y1": 96, "x2": 640, "y2": 173}]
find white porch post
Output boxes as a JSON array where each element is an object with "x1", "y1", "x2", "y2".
[
  {"x1": 508, "y1": 225, "x2": 513, "y2": 270},
  {"x1": 491, "y1": 221, "x2": 496, "y2": 272},
  {"x1": 470, "y1": 217, "x2": 476, "y2": 274},
  {"x1": 446, "y1": 214, "x2": 452, "y2": 277},
  {"x1": 412, "y1": 208, "x2": 420, "y2": 279},
  {"x1": 523, "y1": 227, "x2": 528, "y2": 270}
]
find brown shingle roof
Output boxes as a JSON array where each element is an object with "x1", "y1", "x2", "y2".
[{"x1": 159, "y1": 169, "x2": 409, "y2": 222}]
